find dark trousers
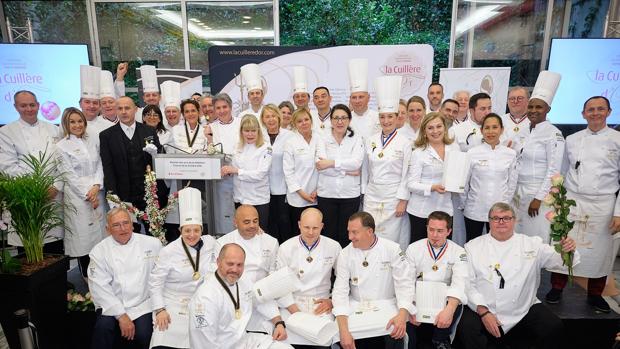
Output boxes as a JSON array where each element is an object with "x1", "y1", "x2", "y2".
[
  {"x1": 317, "y1": 196, "x2": 361, "y2": 247},
  {"x1": 78, "y1": 255, "x2": 90, "y2": 278},
  {"x1": 409, "y1": 214, "x2": 428, "y2": 243},
  {"x1": 293, "y1": 345, "x2": 330, "y2": 349},
  {"x1": 92, "y1": 311, "x2": 152, "y2": 349},
  {"x1": 456, "y1": 304, "x2": 563, "y2": 349},
  {"x1": 234, "y1": 202, "x2": 269, "y2": 233},
  {"x1": 288, "y1": 204, "x2": 317, "y2": 240},
  {"x1": 268, "y1": 194, "x2": 292, "y2": 243},
  {"x1": 341, "y1": 335, "x2": 403, "y2": 349},
  {"x1": 463, "y1": 216, "x2": 489, "y2": 242},
  {"x1": 407, "y1": 305, "x2": 463, "y2": 348},
  {"x1": 551, "y1": 272, "x2": 607, "y2": 295}
]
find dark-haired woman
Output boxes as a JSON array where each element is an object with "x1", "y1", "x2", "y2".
[
  {"x1": 316, "y1": 104, "x2": 364, "y2": 247},
  {"x1": 172, "y1": 100, "x2": 207, "y2": 153},
  {"x1": 143, "y1": 104, "x2": 173, "y2": 146}
]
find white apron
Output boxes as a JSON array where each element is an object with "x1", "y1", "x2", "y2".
[
  {"x1": 63, "y1": 189, "x2": 105, "y2": 257},
  {"x1": 149, "y1": 291, "x2": 191, "y2": 348},
  {"x1": 513, "y1": 181, "x2": 552, "y2": 243},
  {"x1": 214, "y1": 176, "x2": 235, "y2": 235},
  {"x1": 364, "y1": 182, "x2": 410, "y2": 251}
]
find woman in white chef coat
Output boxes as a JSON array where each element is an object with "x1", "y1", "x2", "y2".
[
  {"x1": 56, "y1": 107, "x2": 106, "y2": 278},
  {"x1": 261, "y1": 104, "x2": 294, "y2": 243},
  {"x1": 149, "y1": 187, "x2": 218, "y2": 349},
  {"x1": 143, "y1": 105, "x2": 173, "y2": 146},
  {"x1": 462, "y1": 113, "x2": 517, "y2": 242},
  {"x1": 279, "y1": 101, "x2": 295, "y2": 130},
  {"x1": 316, "y1": 104, "x2": 364, "y2": 247},
  {"x1": 283, "y1": 107, "x2": 319, "y2": 241},
  {"x1": 400, "y1": 96, "x2": 426, "y2": 142},
  {"x1": 406, "y1": 112, "x2": 461, "y2": 243},
  {"x1": 172, "y1": 99, "x2": 207, "y2": 154},
  {"x1": 221, "y1": 114, "x2": 272, "y2": 232},
  {"x1": 396, "y1": 99, "x2": 407, "y2": 129}
]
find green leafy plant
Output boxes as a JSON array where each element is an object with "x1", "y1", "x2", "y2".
[
  {"x1": 543, "y1": 173, "x2": 576, "y2": 280},
  {"x1": 0, "y1": 151, "x2": 67, "y2": 264},
  {"x1": 67, "y1": 290, "x2": 95, "y2": 312}
]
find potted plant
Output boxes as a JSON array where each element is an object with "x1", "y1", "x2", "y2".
[
  {"x1": 0, "y1": 150, "x2": 70, "y2": 349},
  {"x1": 66, "y1": 289, "x2": 96, "y2": 349}
]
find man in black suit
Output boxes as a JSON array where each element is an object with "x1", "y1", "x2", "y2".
[{"x1": 100, "y1": 96, "x2": 162, "y2": 233}]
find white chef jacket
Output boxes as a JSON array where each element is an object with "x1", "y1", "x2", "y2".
[
  {"x1": 232, "y1": 143, "x2": 273, "y2": 205},
  {"x1": 405, "y1": 239, "x2": 468, "y2": 304},
  {"x1": 276, "y1": 235, "x2": 342, "y2": 310},
  {"x1": 148, "y1": 235, "x2": 218, "y2": 348},
  {"x1": 87, "y1": 116, "x2": 115, "y2": 137},
  {"x1": 451, "y1": 119, "x2": 483, "y2": 152},
  {"x1": 332, "y1": 237, "x2": 415, "y2": 317},
  {"x1": 501, "y1": 113, "x2": 530, "y2": 153},
  {"x1": 350, "y1": 109, "x2": 380, "y2": 141},
  {"x1": 56, "y1": 134, "x2": 105, "y2": 256},
  {"x1": 316, "y1": 131, "x2": 364, "y2": 199},
  {"x1": 283, "y1": 131, "x2": 319, "y2": 207},
  {"x1": 239, "y1": 105, "x2": 263, "y2": 119},
  {"x1": 211, "y1": 117, "x2": 242, "y2": 156},
  {"x1": 465, "y1": 233, "x2": 579, "y2": 332},
  {"x1": 399, "y1": 123, "x2": 420, "y2": 143},
  {"x1": 189, "y1": 272, "x2": 285, "y2": 349},
  {"x1": 157, "y1": 129, "x2": 173, "y2": 148},
  {"x1": 88, "y1": 234, "x2": 162, "y2": 320},
  {"x1": 462, "y1": 143, "x2": 517, "y2": 222},
  {"x1": 211, "y1": 118, "x2": 241, "y2": 234},
  {"x1": 171, "y1": 122, "x2": 208, "y2": 153},
  {"x1": 310, "y1": 109, "x2": 332, "y2": 140},
  {"x1": 267, "y1": 128, "x2": 294, "y2": 195},
  {"x1": 406, "y1": 142, "x2": 462, "y2": 217}
]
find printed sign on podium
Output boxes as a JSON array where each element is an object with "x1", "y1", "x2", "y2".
[{"x1": 152, "y1": 154, "x2": 224, "y2": 180}]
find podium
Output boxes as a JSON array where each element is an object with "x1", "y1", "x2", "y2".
[{"x1": 152, "y1": 153, "x2": 225, "y2": 235}]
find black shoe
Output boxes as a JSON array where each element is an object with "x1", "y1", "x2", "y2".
[
  {"x1": 432, "y1": 340, "x2": 452, "y2": 349},
  {"x1": 545, "y1": 288, "x2": 563, "y2": 304},
  {"x1": 588, "y1": 295, "x2": 611, "y2": 313}
]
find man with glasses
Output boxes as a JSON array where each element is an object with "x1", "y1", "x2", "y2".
[
  {"x1": 89, "y1": 207, "x2": 162, "y2": 349},
  {"x1": 457, "y1": 202, "x2": 577, "y2": 349},
  {"x1": 501, "y1": 87, "x2": 530, "y2": 152},
  {"x1": 545, "y1": 96, "x2": 620, "y2": 313}
]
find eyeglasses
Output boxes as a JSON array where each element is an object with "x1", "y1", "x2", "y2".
[
  {"x1": 331, "y1": 116, "x2": 349, "y2": 122},
  {"x1": 110, "y1": 220, "x2": 132, "y2": 230},
  {"x1": 489, "y1": 216, "x2": 514, "y2": 223},
  {"x1": 144, "y1": 112, "x2": 160, "y2": 118},
  {"x1": 508, "y1": 96, "x2": 526, "y2": 103}
]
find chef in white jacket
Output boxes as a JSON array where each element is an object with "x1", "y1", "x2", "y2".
[
  {"x1": 311, "y1": 87, "x2": 332, "y2": 139},
  {"x1": 546, "y1": 95, "x2": 620, "y2": 313},
  {"x1": 333, "y1": 211, "x2": 415, "y2": 349},
  {"x1": 450, "y1": 93, "x2": 492, "y2": 152},
  {"x1": 148, "y1": 187, "x2": 218, "y2": 349},
  {"x1": 406, "y1": 211, "x2": 468, "y2": 349},
  {"x1": 292, "y1": 66, "x2": 311, "y2": 110},
  {"x1": 239, "y1": 63, "x2": 265, "y2": 118},
  {"x1": 79, "y1": 65, "x2": 114, "y2": 137},
  {"x1": 501, "y1": 87, "x2": 530, "y2": 153},
  {"x1": 514, "y1": 71, "x2": 565, "y2": 242},
  {"x1": 189, "y1": 243, "x2": 293, "y2": 349},
  {"x1": 348, "y1": 59, "x2": 380, "y2": 140},
  {"x1": 205, "y1": 93, "x2": 241, "y2": 234},
  {"x1": 275, "y1": 208, "x2": 341, "y2": 347},
  {"x1": 136, "y1": 65, "x2": 163, "y2": 123},
  {"x1": 89, "y1": 207, "x2": 162, "y2": 349},
  {"x1": 221, "y1": 114, "x2": 273, "y2": 231},
  {"x1": 364, "y1": 75, "x2": 412, "y2": 251},
  {"x1": 99, "y1": 70, "x2": 121, "y2": 124},
  {"x1": 0, "y1": 90, "x2": 64, "y2": 251},
  {"x1": 56, "y1": 107, "x2": 106, "y2": 278},
  {"x1": 217, "y1": 205, "x2": 281, "y2": 333},
  {"x1": 159, "y1": 80, "x2": 182, "y2": 146},
  {"x1": 457, "y1": 202, "x2": 577, "y2": 349}
]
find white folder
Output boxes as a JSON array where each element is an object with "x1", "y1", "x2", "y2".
[
  {"x1": 253, "y1": 267, "x2": 299, "y2": 303},
  {"x1": 286, "y1": 312, "x2": 338, "y2": 346},
  {"x1": 342, "y1": 299, "x2": 398, "y2": 340},
  {"x1": 415, "y1": 281, "x2": 447, "y2": 324},
  {"x1": 442, "y1": 151, "x2": 470, "y2": 193}
]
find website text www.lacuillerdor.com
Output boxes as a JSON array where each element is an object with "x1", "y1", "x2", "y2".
[{"x1": 219, "y1": 49, "x2": 276, "y2": 56}]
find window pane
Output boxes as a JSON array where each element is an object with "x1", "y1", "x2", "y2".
[
  {"x1": 187, "y1": 1, "x2": 275, "y2": 89},
  {"x1": 3, "y1": 1, "x2": 89, "y2": 44},
  {"x1": 96, "y1": 2, "x2": 185, "y2": 87}
]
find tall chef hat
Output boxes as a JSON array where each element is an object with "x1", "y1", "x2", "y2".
[
  {"x1": 375, "y1": 75, "x2": 402, "y2": 113},
  {"x1": 140, "y1": 65, "x2": 159, "y2": 93},
  {"x1": 293, "y1": 66, "x2": 308, "y2": 94},
  {"x1": 99, "y1": 70, "x2": 116, "y2": 99},
  {"x1": 80, "y1": 65, "x2": 101, "y2": 99},
  {"x1": 241, "y1": 63, "x2": 263, "y2": 92},
  {"x1": 160, "y1": 80, "x2": 181, "y2": 109},
  {"x1": 530, "y1": 71, "x2": 561, "y2": 107},
  {"x1": 178, "y1": 187, "x2": 202, "y2": 227},
  {"x1": 348, "y1": 58, "x2": 369, "y2": 93}
]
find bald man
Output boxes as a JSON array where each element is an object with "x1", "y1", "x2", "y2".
[{"x1": 276, "y1": 208, "x2": 342, "y2": 348}]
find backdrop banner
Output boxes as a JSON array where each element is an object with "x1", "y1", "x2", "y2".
[{"x1": 439, "y1": 67, "x2": 511, "y2": 115}]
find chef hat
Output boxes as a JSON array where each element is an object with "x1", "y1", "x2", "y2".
[
  {"x1": 530, "y1": 71, "x2": 561, "y2": 107},
  {"x1": 375, "y1": 75, "x2": 402, "y2": 113},
  {"x1": 241, "y1": 63, "x2": 263, "y2": 92},
  {"x1": 348, "y1": 58, "x2": 369, "y2": 93},
  {"x1": 160, "y1": 80, "x2": 181, "y2": 109},
  {"x1": 253, "y1": 267, "x2": 299, "y2": 303},
  {"x1": 293, "y1": 66, "x2": 308, "y2": 94},
  {"x1": 80, "y1": 65, "x2": 101, "y2": 99},
  {"x1": 99, "y1": 70, "x2": 116, "y2": 99},
  {"x1": 140, "y1": 65, "x2": 159, "y2": 93},
  {"x1": 178, "y1": 187, "x2": 202, "y2": 227}
]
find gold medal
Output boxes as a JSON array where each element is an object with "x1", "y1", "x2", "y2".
[
  {"x1": 193, "y1": 271, "x2": 201, "y2": 280},
  {"x1": 235, "y1": 309, "x2": 242, "y2": 320},
  {"x1": 378, "y1": 152, "x2": 384, "y2": 158},
  {"x1": 514, "y1": 126, "x2": 519, "y2": 132},
  {"x1": 362, "y1": 260, "x2": 369, "y2": 267},
  {"x1": 320, "y1": 124, "x2": 325, "y2": 129},
  {"x1": 306, "y1": 256, "x2": 313, "y2": 263},
  {"x1": 494, "y1": 263, "x2": 500, "y2": 269},
  {"x1": 432, "y1": 265, "x2": 438, "y2": 271},
  {"x1": 299, "y1": 269, "x2": 304, "y2": 274}
]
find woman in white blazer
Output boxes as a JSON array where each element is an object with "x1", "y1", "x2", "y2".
[
  {"x1": 316, "y1": 104, "x2": 364, "y2": 246},
  {"x1": 283, "y1": 107, "x2": 319, "y2": 240},
  {"x1": 406, "y1": 112, "x2": 462, "y2": 242}
]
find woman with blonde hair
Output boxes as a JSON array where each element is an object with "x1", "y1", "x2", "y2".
[
  {"x1": 261, "y1": 104, "x2": 294, "y2": 243},
  {"x1": 221, "y1": 114, "x2": 272, "y2": 231},
  {"x1": 406, "y1": 112, "x2": 462, "y2": 242}
]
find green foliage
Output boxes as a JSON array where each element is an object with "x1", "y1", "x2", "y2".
[
  {"x1": 279, "y1": 0, "x2": 452, "y2": 81},
  {"x1": 0, "y1": 249, "x2": 21, "y2": 274}
]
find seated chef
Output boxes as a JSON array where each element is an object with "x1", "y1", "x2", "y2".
[
  {"x1": 89, "y1": 207, "x2": 163, "y2": 349},
  {"x1": 457, "y1": 202, "x2": 578, "y2": 349},
  {"x1": 332, "y1": 211, "x2": 415, "y2": 349},
  {"x1": 405, "y1": 211, "x2": 468, "y2": 349}
]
